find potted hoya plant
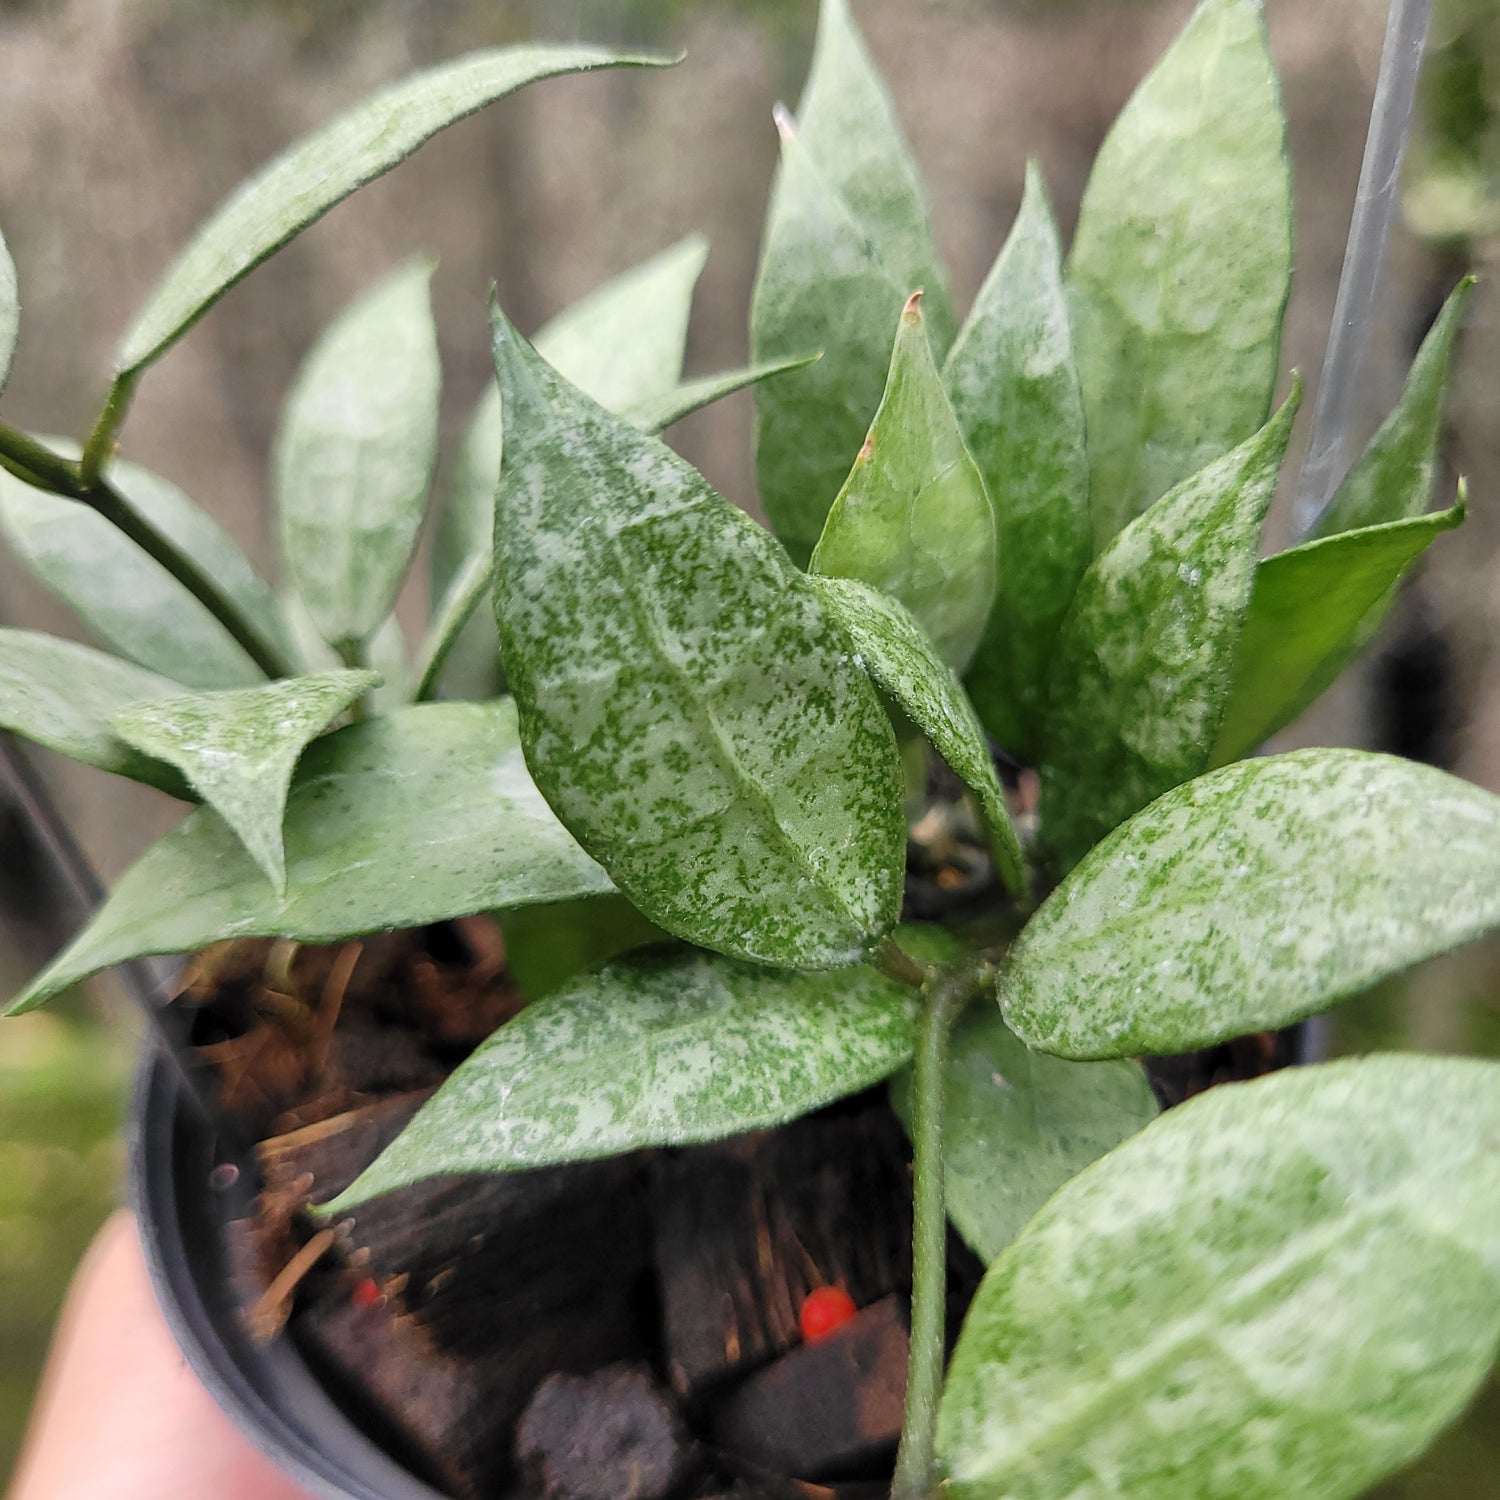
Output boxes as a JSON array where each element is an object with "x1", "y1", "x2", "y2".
[{"x1": 3, "y1": 1, "x2": 1500, "y2": 1497}]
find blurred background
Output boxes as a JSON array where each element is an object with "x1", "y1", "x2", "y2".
[{"x1": 1, "y1": 0, "x2": 1498, "y2": 1490}]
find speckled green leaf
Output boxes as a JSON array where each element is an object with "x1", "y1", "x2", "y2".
[
  {"x1": 0, "y1": 225, "x2": 17, "y2": 395},
  {"x1": 1313, "y1": 277, "x2": 1473, "y2": 540},
  {"x1": 0, "y1": 451, "x2": 287, "y2": 690},
  {"x1": 1003, "y1": 749, "x2": 1500, "y2": 1060},
  {"x1": 811, "y1": 294, "x2": 996, "y2": 670},
  {"x1": 1041, "y1": 389, "x2": 1297, "y2": 872},
  {"x1": 112, "y1": 669, "x2": 379, "y2": 893},
  {"x1": 0, "y1": 629, "x2": 187, "y2": 794},
  {"x1": 1069, "y1": 0, "x2": 1292, "y2": 548},
  {"x1": 1211, "y1": 494, "x2": 1466, "y2": 768},
  {"x1": 275, "y1": 261, "x2": 439, "y2": 651},
  {"x1": 429, "y1": 239, "x2": 712, "y2": 702},
  {"x1": 5, "y1": 700, "x2": 612, "y2": 1016},
  {"x1": 320, "y1": 947, "x2": 921, "y2": 1211},
  {"x1": 810, "y1": 576, "x2": 1024, "y2": 899},
  {"x1": 753, "y1": 0, "x2": 951, "y2": 567},
  {"x1": 114, "y1": 45, "x2": 674, "y2": 376},
  {"x1": 892, "y1": 1006, "x2": 1157, "y2": 1263},
  {"x1": 947, "y1": 164, "x2": 1090, "y2": 764},
  {"x1": 491, "y1": 302, "x2": 904, "y2": 970},
  {"x1": 938, "y1": 1055, "x2": 1500, "y2": 1500},
  {"x1": 796, "y1": 0, "x2": 953, "y2": 351}
]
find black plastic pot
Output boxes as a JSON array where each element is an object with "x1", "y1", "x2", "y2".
[
  {"x1": 129, "y1": 1015, "x2": 1329, "y2": 1500},
  {"x1": 129, "y1": 1042, "x2": 451, "y2": 1500}
]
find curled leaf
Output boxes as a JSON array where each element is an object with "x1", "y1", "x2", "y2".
[
  {"x1": 0, "y1": 629, "x2": 187, "y2": 794},
  {"x1": 1312, "y1": 277, "x2": 1474, "y2": 539},
  {"x1": 112, "y1": 670, "x2": 380, "y2": 893},
  {"x1": 810, "y1": 576, "x2": 1025, "y2": 900}
]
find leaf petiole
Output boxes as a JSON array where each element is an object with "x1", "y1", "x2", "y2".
[
  {"x1": 79, "y1": 369, "x2": 139, "y2": 488},
  {"x1": 891, "y1": 954, "x2": 995, "y2": 1500},
  {"x1": 874, "y1": 934, "x2": 933, "y2": 989}
]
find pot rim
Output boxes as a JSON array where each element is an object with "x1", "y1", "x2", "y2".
[{"x1": 129, "y1": 1040, "x2": 451, "y2": 1500}]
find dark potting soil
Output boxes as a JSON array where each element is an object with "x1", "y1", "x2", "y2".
[{"x1": 183, "y1": 918, "x2": 1298, "y2": 1500}]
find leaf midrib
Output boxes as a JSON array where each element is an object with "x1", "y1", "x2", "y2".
[{"x1": 603, "y1": 517, "x2": 862, "y2": 944}]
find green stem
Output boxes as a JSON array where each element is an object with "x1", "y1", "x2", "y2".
[
  {"x1": 0, "y1": 423, "x2": 84, "y2": 494},
  {"x1": 0, "y1": 420, "x2": 296, "y2": 681},
  {"x1": 79, "y1": 370, "x2": 139, "y2": 488},
  {"x1": 875, "y1": 934, "x2": 933, "y2": 989},
  {"x1": 336, "y1": 637, "x2": 374, "y2": 720},
  {"x1": 891, "y1": 958, "x2": 994, "y2": 1500}
]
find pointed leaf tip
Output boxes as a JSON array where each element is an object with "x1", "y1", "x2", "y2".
[
  {"x1": 812, "y1": 302, "x2": 997, "y2": 670},
  {"x1": 752, "y1": 0, "x2": 951, "y2": 563},
  {"x1": 947, "y1": 159, "x2": 1089, "y2": 765}
]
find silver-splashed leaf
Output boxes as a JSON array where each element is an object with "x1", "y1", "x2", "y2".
[
  {"x1": 1003, "y1": 749, "x2": 1500, "y2": 1059},
  {"x1": 938, "y1": 1055, "x2": 1500, "y2": 1500},
  {"x1": 1040, "y1": 388, "x2": 1298, "y2": 871},
  {"x1": 750, "y1": 73, "x2": 936, "y2": 570},
  {"x1": 275, "y1": 260, "x2": 440, "y2": 651},
  {"x1": 796, "y1": 0, "x2": 952, "y2": 342},
  {"x1": 1069, "y1": 0, "x2": 1292, "y2": 548},
  {"x1": 5, "y1": 700, "x2": 612, "y2": 1015},
  {"x1": 491, "y1": 302, "x2": 905, "y2": 970},
  {"x1": 319, "y1": 946, "x2": 921, "y2": 1211},
  {"x1": 115, "y1": 45, "x2": 675, "y2": 375},
  {"x1": 112, "y1": 669, "x2": 380, "y2": 893},
  {"x1": 947, "y1": 163, "x2": 1090, "y2": 765},
  {"x1": 428, "y1": 237, "x2": 715, "y2": 702}
]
